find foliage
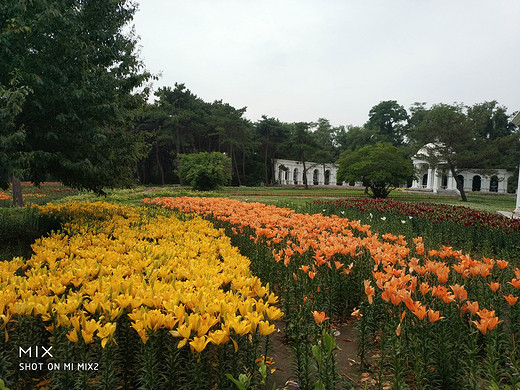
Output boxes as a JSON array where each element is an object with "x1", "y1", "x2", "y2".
[
  {"x1": 135, "y1": 84, "x2": 261, "y2": 186},
  {"x1": 409, "y1": 102, "x2": 520, "y2": 201},
  {"x1": 337, "y1": 143, "x2": 413, "y2": 198},
  {"x1": 0, "y1": 0, "x2": 151, "y2": 198},
  {"x1": 0, "y1": 206, "x2": 60, "y2": 260},
  {"x1": 366, "y1": 100, "x2": 409, "y2": 146},
  {"x1": 178, "y1": 152, "x2": 232, "y2": 191}
]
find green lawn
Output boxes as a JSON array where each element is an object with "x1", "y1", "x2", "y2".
[
  {"x1": 1, "y1": 183, "x2": 515, "y2": 214},
  {"x1": 220, "y1": 186, "x2": 516, "y2": 214}
]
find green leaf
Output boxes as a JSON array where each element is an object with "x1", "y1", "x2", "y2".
[
  {"x1": 322, "y1": 331, "x2": 336, "y2": 355},
  {"x1": 312, "y1": 344, "x2": 322, "y2": 364},
  {"x1": 314, "y1": 379, "x2": 325, "y2": 390},
  {"x1": 225, "y1": 373, "x2": 250, "y2": 390},
  {"x1": 0, "y1": 379, "x2": 10, "y2": 390}
]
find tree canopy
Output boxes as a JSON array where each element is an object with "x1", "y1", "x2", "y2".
[
  {"x1": 366, "y1": 100, "x2": 409, "y2": 146},
  {"x1": 1, "y1": 0, "x2": 150, "y2": 204},
  {"x1": 336, "y1": 143, "x2": 413, "y2": 198},
  {"x1": 409, "y1": 102, "x2": 520, "y2": 201}
]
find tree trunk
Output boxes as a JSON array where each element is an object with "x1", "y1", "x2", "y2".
[
  {"x1": 232, "y1": 148, "x2": 241, "y2": 186},
  {"x1": 302, "y1": 161, "x2": 309, "y2": 189},
  {"x1": 12, "y1": 175, "x2": 24, "y2": 207},
  {"x1": 264, "y1": 145, "x2": 269, "y2": 185},
  {"x1": 242, "y1": 148, "x2": 246, "y2": 184},
  {"x1": 451, "y1": 168, "x2": 468, "y2": 202},
  {"x1": 155, "y1": 143, "x2": 165, "y2": 185},
  {"x1": 176, "y1": 126, "x2": 183, "y2": 185}
]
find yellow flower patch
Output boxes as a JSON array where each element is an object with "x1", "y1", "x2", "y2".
[{"x1": 1, "y1": 201, "x2": 281, "y2": 353}]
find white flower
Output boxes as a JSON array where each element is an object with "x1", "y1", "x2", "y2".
[
  {"x1": 401, "y1": 220, "x2": 406, "y2": 224},
  {"x1": 381, "y1": 216, "x2": 386, "y2": 221},
  {"x1": 369, "y1": 213, "x2": 373, "y2": 218},
  {"x1": 340, "y1": 211, "x2": 345, "y2": 215}
]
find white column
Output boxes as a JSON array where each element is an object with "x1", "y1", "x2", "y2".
[
  {"x1": 481, "y1": 177, "x2": 490, "y2": 192},
  {"x1": 498, "y1": 178, "x2": 506, "y2": 193},
  {"x1": 411, "y1": 164, "x2": 420, "y2": 189},
  {"x1": 514, "y1": 163, "x2": 520, "y2": 215},
  {"x1": 447, "y1": 172, "x2": 458, "y2": 191},
  {"x1": 427, "y1": 168, "x2": 434, "y2": 190},
  {"x1": 330, "y1": 169, "x2": 337, "y2": 186}
]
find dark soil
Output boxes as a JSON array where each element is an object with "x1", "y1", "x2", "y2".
[{"x1": 267, "y1": 320, "x2": 361, "y2": 389}]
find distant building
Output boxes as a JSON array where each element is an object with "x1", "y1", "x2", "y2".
[
  {"x1": 410, "y1": 143, "x2": 514, "y2": 194},
  {"x1": 274, "y1": 159, "x2": 347, "y2": 186},
  {"x1": 512, "y1": 110, "x2": 520, "y2": 215}
]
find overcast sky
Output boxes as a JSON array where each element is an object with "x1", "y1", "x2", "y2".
[{"x1": 132, "y1": 1, "x2": 520, "y2": 128}]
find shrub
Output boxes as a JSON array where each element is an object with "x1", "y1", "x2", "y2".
[{"x1": 178, "y1": 152, "x2": 231, "y2": 191}]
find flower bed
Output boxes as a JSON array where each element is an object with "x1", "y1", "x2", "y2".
[
  {"x1": 0, "y1": 182, "x2": 78, "y2": 205},
  {"x1": 147, "y1": 196, "x2": 520, "y2": 389},
  {"x1": 312, "y1": 198, "x2": 520, "y2": 232},
  {"x1": 309, "y1": 198, "x2": 520, "y2": 261},
  {"x1": 0, "y1": 201, "x2": 280, "y2": 389}
]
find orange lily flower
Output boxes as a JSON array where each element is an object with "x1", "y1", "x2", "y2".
[
  {"x1": 450, "y1": 284, "x2": 468, "y2": 301},
  {"x1": 412, "y1": 304, "x2": 428, "y2": 320},
  {"x1": 312, "y1": 310, "x2": 329, "y2": 325},
  {"x1": 509, "y1": 279, "x2": 520, "y2": 289},
  {"x1": 364, "y1": 280, "x2": 375, "y2": 304},
  {"x1": 496, "y1": 260, "x2": 509, "y2": 270},
  {"x1": 427, "y1": 309, "x2": 444, "y2": 323},
  {"x1": 504, "y1": 294, "x2": 518, "y2": 306}
]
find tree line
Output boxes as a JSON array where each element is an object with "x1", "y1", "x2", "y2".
[
  {"x1": 135, "y1": 90, "x2": 519, "y2": 192},
  {"x1": 1, "y1": 1, "x2": 519, "y2": 205}
]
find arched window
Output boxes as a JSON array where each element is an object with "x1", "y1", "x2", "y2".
[
  {"x1": 441, "y1": 174, "x2": 448, "y2": 189},
  {"x1": 324, "y1": 170, "x2": 330, "y2": 185},
  {"x1": 472, "y1": 175, "x2": 481, "y2": 192},
  {"x1": 293, "y1": 168, "x2": 299, "y2": 185},
  {"x1": 422, "y1": 173, "x2": 428, "y2": 188},
  {"x1": 313, "y1": 169, "x2": 319, "y2": 185},
  {"x1": 490, "y1": 176, "x2": 499, "y2": 192}
]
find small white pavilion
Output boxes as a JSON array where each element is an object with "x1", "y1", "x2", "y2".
[{"x1": 410, "y1": 143, "x2": 514, "y2": 194}]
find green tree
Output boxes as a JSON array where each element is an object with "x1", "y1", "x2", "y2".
[
  {"x1": 466, "y1": 101, "x2": 520, "y2": 171},
  {"x1": 178, "y1": 152, "x2": 231, "y2": 191},
  {"x1": 0, "y1": 72, "x2": 32, "y2": 206},
  {"x1": 366, "y1": 100, "x2": 409, "y2": 145},
  {"x1": 1, "y1": 0, "x2": 150, "y2": 205},
  {"x1": 255, "y1": 116, "x2": 290, "y2": 185},
  {"x1": 336, "y1": 143, "x2": 413, "y2": 198},
  {"x1": 136, "y1": 84, "x2": 208, "y2": 185},
  {"x1": 208, "y1": 100, "x2": 254, "y2": 186},
  {"x1": 340, "y1": 125, "x2": 379, "y2": 152},
  {"x1": 410, "y1": 103, "x2": 519, "y2": 201},
  {"x1": 289, "y1": 122, "x2": 317, "y2": 189},
  {"x1": 467, "y1": 100, "x2": 516, "y2": 141}
]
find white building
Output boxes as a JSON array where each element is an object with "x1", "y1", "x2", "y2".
[
  {"x1": 410, "y1": 143, "x2": 514, "y2": 194},
  {"x1": 512, "y1": 110, "x2": 520, "y2": 215},
  {"x1": 274, "y1": 159, "x2": 345, "y2": 186}
]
